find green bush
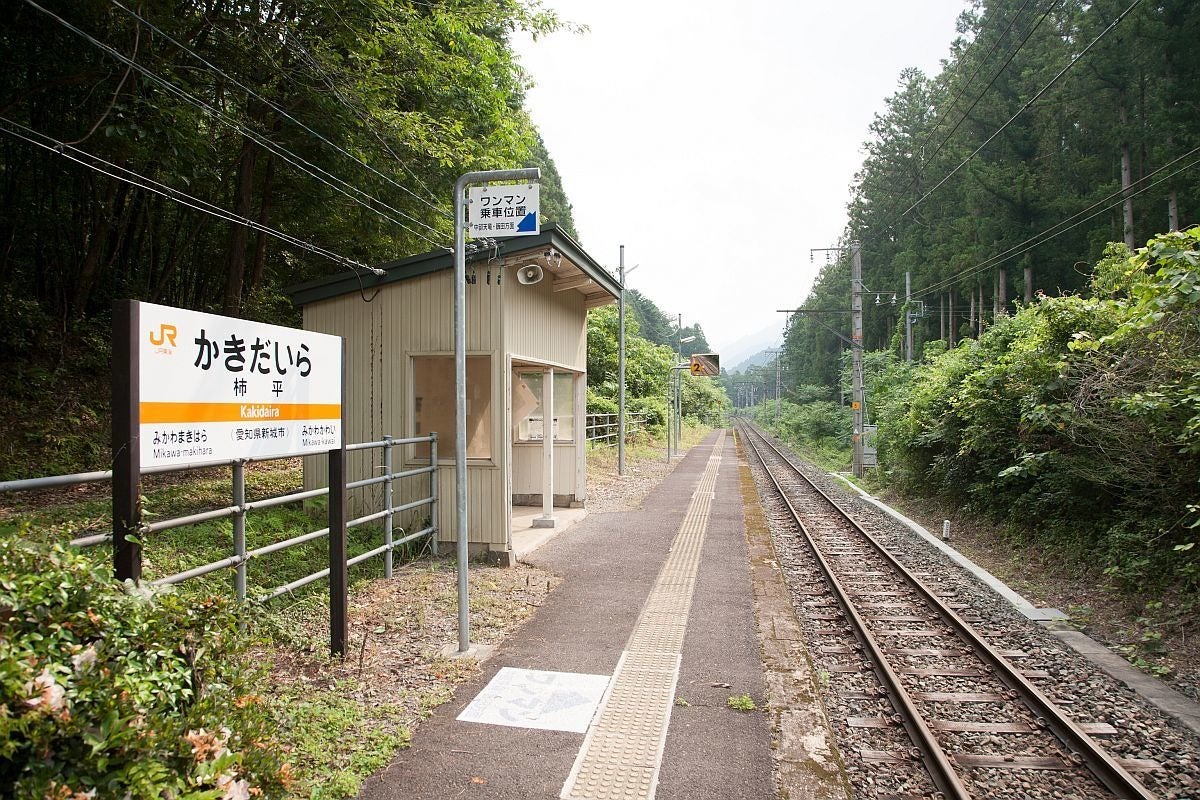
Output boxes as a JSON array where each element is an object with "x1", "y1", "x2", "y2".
[
  {"x1": 0, "y1": 527, "x2": 289, "y2": 798},
  {"x1": 586, "y1": 389, "x2": 617, "y2": 416},
  {"x1": 873, "y1": 230, "x2": 1200, "y2": 593}
]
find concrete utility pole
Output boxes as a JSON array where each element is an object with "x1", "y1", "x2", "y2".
[
  {"x1": 905, "y1": 271, "x2": 913, "y2": 363},
  {"x1": 851, "y1": 243, "x2": 864, "y2": 479},
  {"x1": 774, "y1": 350, "x2": 781, "y2": 431}
]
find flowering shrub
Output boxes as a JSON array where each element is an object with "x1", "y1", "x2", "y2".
[{"x1": 0, "y1": 527, "x2": 289, "y2": 798}]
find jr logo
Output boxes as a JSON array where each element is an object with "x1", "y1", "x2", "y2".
[{"x1": 149, "y1": 324, "x2": 178, "y2": 348}]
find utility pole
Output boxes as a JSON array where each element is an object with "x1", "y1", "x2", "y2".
[
  {"x1": 775, "y1": 350, "x2": 781, "y2": 431},
  {"x1": 905, "y1": 271, "x2": 913, "y2": 363},
  {"x1": 851, "y1": 243, "x2": 864, "y2": 479},
  {"x1": 618, "y1": 246, "x2": 627, "y2": 476},
  {"x1": 675, "y1": 313, "x2": 683, "y2": 453}
]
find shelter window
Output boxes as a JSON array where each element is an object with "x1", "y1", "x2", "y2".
[
  {"x1": 412, "y1": 355, "x2": 492, "y2": 460},
  {"x1": 513, "y1": 371, "x2": 575, "y2": 442}
]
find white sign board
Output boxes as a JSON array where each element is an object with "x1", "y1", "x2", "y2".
[
  {"x1": 467, "y1": 183, "x2": 539, "y2": 238},
  {"x1": 137, "y1": 302, "x2": 342, "y2": 467}
]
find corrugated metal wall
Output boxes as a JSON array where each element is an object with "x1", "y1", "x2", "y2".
[
  {"x1": 504, "y1": 275, "x2": 588, "y2": 368},
  {"x1": 511, "y1": 442, "x2": 578, "y2": 497},
  {"x1": 303, "y1": 270, "x2": 510, "y2": 547},
  {"x1": 300, "y1": 263, "x2": 596, "y2": 551}
]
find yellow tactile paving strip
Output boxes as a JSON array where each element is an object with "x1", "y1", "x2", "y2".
[{"x1": 561, "y1": 432, "x2": 726, "y2": 800}]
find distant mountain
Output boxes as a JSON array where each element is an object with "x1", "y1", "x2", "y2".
[
  {"x1": 730, "y1": 349, "x2": 780, "y2": 374},
  {"x1": 719, "y1": 322, "x2": 781, "y2": 373}
]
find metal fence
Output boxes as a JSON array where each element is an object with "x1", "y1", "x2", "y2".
[
  {"x1": 0, "y1": 434, "x2": 438, "y2": 604},
  {"x1": 585, "y1": 413, "x2": 648, "y2": 448}
]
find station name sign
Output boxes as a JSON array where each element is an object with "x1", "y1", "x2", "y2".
[{"x1": 136, "y1": 302, "x2": 342, "y2": 467}]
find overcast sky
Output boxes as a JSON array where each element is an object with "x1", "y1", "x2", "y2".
[{"x1": 514, "y1": 0, "x2": 968, "y2": 357}]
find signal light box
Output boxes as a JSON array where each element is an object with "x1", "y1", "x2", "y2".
[{"x1": 689, "y1": 353, "x2": 720, "y2": 377}]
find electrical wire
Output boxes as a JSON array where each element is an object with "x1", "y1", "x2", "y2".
[
  {"x1": 916, "y1": 0, "x2": 1058, "y2": 182},
  {"x1": 902, "y1": 0, "x2": 1143, "y2": 218},
  {"x1": 912, "y1": 150, "x2": 1200, "y2": 301},
  {"x1": 280, "y1": 28, "x2": 445, "y2": 210},
  {"x1": 111, "y1": 1, "x2": 450, "y2": 222},
  {"x1": 918, "y1": 0, "x2": 1036, "y2": 149},
  {"x1": 0, "y1": 114, "x2": 370, "y2": 274},
  {"x1": 22, "y1": 0, "x2": 447, "y2": 251},
  {"x1": 914, "y1": 146, "x2": 1200, "y2": 298},
  {"x1": 849, "y1": 0, "x2": 1056, "y2": 231}
]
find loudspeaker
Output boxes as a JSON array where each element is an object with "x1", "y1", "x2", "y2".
[{"x1": 516, "y1": 264, "x2": 544, "y2": 285}]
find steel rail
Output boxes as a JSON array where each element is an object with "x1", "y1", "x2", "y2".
[
  {"x1": 738, "y1": 421, "x2": 1158, "y2": 800},
  {"x1": 736, "y1": 420, "x2": 971, "y2": 799}
]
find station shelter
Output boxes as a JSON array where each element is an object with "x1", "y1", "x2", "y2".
[{"x1": 286, "y1": 224, "x2": 620, "y2": 564}]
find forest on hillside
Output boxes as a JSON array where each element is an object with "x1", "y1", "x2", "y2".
[
  {"x1": 0, "y1": 0, "x2": 582, "y2": 476},
  {"x1": 786, "y1": 0, "x2": 1199, "y2": 387},
  {"x1": 768, "y1": 0, "x2": 1200, "y2": 604}
]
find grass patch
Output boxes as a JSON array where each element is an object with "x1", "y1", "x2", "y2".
[{"x1": 273, "y1": 686, "x2": 411, "y2": 800}]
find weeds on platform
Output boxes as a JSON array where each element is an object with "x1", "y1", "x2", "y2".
[{"x1": 726, "y1": 694, "x2": 756, "y2": 712}]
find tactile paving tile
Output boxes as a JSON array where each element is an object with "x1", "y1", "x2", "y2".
[
  {"x1": 562, "y1": 433, "x2": 726, "y2": 800},
  {"x1": 568, "y1": 762, "x2": 657, "y2": 800}
]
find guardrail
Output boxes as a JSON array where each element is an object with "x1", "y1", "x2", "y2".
[
  {"x1": 585, "y1": 413, "x2": 648, "y2": 447},
  {"x1": 0, "y1": 434, "x2": 438, "y2": 604}
]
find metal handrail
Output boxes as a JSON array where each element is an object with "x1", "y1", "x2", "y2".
[
  {"x1": 585, "y1": 412, "x2": 647, "y2": 448},
  {"x1": 3, "y1": 434, "x2": 440, "y2": 603}
]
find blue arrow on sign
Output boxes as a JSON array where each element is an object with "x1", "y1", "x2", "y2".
[{"x1": 517, "y1": 212, "x2": 538, "y2": 233}]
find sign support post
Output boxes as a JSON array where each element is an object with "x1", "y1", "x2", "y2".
[
  {"x1": 452, "y1": 167, "x2": 539, "y2": 655},
  {"x1": 112, "y1": 300, "x2": 142, "y2": 583},
  {"x1": 618, "y1": 246, "x2": 627, "y2": 477},
  {"x1": 329, "y1": 340, "x2": 349, "y2": 657}
]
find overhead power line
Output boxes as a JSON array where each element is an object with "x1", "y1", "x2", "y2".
[
  {"x1": 916, "y1": 0, "x2": 1059, "y2": 182},
  {"x1": 902, "y1": 0, "x2": 1143, "y2": 218},
  {"x1": 849, "y1": 1, "x2": 1056, "y2": 237},
  {"x1": 23, "y1": 0, "x2": 447, "y2": 250},
  {"x1": 912, "y1": 147, "x2": 1200, "y2": 301},
  {"x1": 0, "y1": 115, "x2": 371, "y2": 274},
  {"x1": 279, "y1": 28, "x2": 445, "y2": 210},
  {"x1": 111, "y1": 1, "x2": 451, "y2": 221}
]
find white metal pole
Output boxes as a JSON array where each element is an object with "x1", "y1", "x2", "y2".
[
  {"x1": 618, "y1": 245, "x2": 626, "y2": 476},
  {"x1": 540, "y1": 367, "x2": 555, "y2": 524},
  {"x1": 452, "y1": 167, "x2": 538, "y2": 654}
]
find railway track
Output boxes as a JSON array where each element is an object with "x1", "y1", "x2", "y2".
[{"x1": 737, "y1": 420, "x2": 1161, "y2": 800}]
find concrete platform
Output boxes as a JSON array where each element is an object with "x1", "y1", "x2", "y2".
[
  {"x1": 510, "y1": 504, "x2": 588, "y2": 562},
  {"x1": 356, "y1": 431, "x2": 1200, "y2": 800},
  {"x1": 359, "y1": 431, "x2": 835, "y2": 799}
]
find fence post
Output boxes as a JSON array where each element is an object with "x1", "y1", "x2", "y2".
[
  {"x1": 232, "y1": 459, "x2": 247, "y2": 601},
  {"x1": 329, "y1": 446, "x2": 347, "y2": 657},
  {"x1": 112, "y1": 300, "x2": 142, "y2": 583},
  {"x1": 429, "y1": 433, "x2": 439, "y2": 557},
  {"x1": 383, "y1": 435, "x2": 394, "y2": 578}
]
